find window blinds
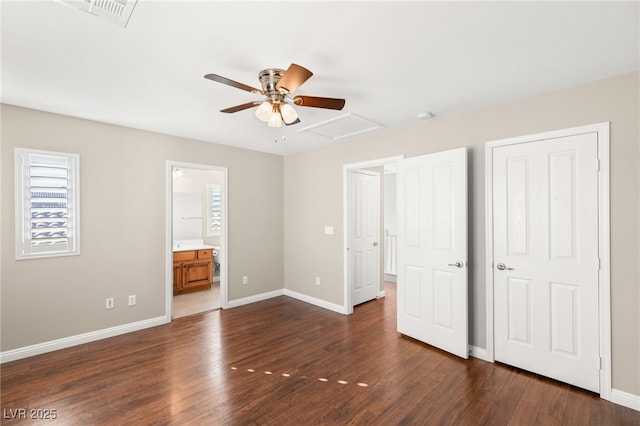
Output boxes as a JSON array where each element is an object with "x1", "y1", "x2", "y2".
[
  {"x1": 15, "y1": 149, "x2": 80, "y2": 259},
  {"x1": 208, "y1": 184, "x2": 221, "y2": 236}
]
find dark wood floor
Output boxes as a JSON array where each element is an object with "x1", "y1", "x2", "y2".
[{"x1": 2, "y1": 283, "x2": 638, "y2": 425}]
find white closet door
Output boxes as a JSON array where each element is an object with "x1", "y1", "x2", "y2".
[{"x1": 492, "y1": 133, "x2": 600, "y2": 392}]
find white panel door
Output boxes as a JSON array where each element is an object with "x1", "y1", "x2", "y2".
[
  {"x1": 349, "y1": 170, "x2": 380, "y2": 306},
  {"x1": 397, "y1": 147, "x2": 468, "y2": 359},
  {"x1": 492, "y1": 133, "x2": 600, "y2": 392}
]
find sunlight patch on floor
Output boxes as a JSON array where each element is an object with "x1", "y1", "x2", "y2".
[{"x1": 229, "y1": 366, "x2": 368, "y2": 388}]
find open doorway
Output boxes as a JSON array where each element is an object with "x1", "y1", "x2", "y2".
[
  {"x1": 343, "y1": 156, "x2": 403, "y2": 314},
  {"x1": 383, "y1": 164, "x2": 398, "y2": 284},
  {"x1": 166, "y1": 161, "x2": 228, "y2": 319}
]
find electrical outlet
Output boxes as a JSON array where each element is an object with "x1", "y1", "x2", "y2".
[
  {"x1": 128, "y1": 295, "x2": 136, "y2": 306},
  {"x1": 315, "y1": 277, "x2": 321, "y2": 286},
  {"x1": 105, "y1": 297, "x2": 114, "y2": 310},
  {"x1": 242, "y1": 276, "x2": 248, "y2": 285}
]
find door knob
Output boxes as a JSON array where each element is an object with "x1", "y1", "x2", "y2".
[
  {"x1": 448, "y1": 261, "x2": 463, "y2": 268},
  {"x1": 373, "y1": 241, "x2": 378, "y2": 246},
  {"x1": 496, "y1": 263, "x2": 514, "y2": 271}
]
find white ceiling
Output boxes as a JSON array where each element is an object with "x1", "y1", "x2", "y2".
[{"x1": 2, "y1": 1, "x2": 639, "y2": 156}]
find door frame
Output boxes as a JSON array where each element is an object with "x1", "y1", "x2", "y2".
[
  {"x1": 343, "y1": 156, "x2": 404, "y2": 314},
  {"x1": 484, "y1": 122, "x2": 611, "y2": 399},
  {"x1": 165, "y1": 160, "x2": 229, "y2": 320}
]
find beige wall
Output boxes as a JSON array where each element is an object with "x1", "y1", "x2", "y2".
[
  {"x1": 1, "y1": 104, "x2": 284, "y2": 350},
  {"x1": 283, "y1": 72, "x2": 640, "y2": 395},
  {"x1": 1, "y1": 72, "x2": 638, "y2": 396}
]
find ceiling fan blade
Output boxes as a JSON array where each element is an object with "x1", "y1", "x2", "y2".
[
  {"x1": 293, "y1": 96, "x2": 345, "y2": 110},
  {"x1": 275, "y1": 63, "x2": 313, "y2": 94},
  {"x1": 205, "y1": 74, "x2": 264, "y2": 95},
  {"x1": 220, "y1": 101, "x2": 262, "y2": 113}
]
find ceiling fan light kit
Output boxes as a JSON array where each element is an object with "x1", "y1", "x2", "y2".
[
  {"x1": 280, "y1": 103, "x2": 299, "y2": 124},
  {"x1": 255, "y1": 101, "x2": 273, "y2": 122},
  {"x1": 267, "y1": 103, "x2": 283, "y2": 128},
  {"x1": 205, "y1": 63, "x2": 345, "y2": 129}
]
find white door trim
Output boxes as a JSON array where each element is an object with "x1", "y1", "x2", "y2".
[
  {"x1": 343, "y1": 156, "x2": 404, "y2": 314},
  {"x1": 166, "y1": 161, "x2": 229, "y2": 320},
  {"x1": 484, "y1": 122, "x2": 611, "y2": 400}
]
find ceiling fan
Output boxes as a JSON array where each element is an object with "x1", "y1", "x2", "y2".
[{"x1": 204, "y1": 63, "x2": 345, "y2": 128}]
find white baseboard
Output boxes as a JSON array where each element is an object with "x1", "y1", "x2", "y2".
[
  {"x1": 469, "y1": 345, "x2": 491, "y2": 362},
  {"x1": 609, "y1": 388, "x2": 640, "y2": 412},
  {"x1": 0, "y1": 315, "x2": 169, "y2": 364},
  {"x1": 284, "y1": 289, "x2": 347, "y2": 314},
  {"x1": 226, "y1": 289, "x2": 285, "y2": 309},
  {"x1": 227, "y1": 288, "x2": 346, "y2": 315}
]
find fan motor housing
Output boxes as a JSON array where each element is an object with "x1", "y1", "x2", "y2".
[{"x1": 259, "y1": 68, "x2": 286, "y2": 100}]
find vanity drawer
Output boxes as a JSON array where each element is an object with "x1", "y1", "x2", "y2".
[
  {"x1": 197, "y1": 249, "x2": 213, "y2": 259},
  {"x1": 173, "y1": 250, "x2": 196, "y2": 262}
]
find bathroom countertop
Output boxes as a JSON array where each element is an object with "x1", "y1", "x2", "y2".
[{"x1": 172, "y1": 240, "x2": 217, "y2": 253}]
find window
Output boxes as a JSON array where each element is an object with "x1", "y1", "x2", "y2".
[
  {"x1": 207, "y1": 184, "x2": 221, "y2": 236},
  {"x1": 15, "y1": 148, "x2": 80, "y2": 259}
]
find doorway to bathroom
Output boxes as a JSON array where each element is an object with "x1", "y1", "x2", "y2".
[{"x1": 166, "y1": 161, "x2": 228, "y2": 319}]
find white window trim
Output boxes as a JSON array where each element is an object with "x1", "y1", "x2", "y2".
[{"x1": 14, "y1": 148, "x2": 81, "y2": 260}]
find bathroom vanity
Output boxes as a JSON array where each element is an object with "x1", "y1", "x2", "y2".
[{"x1": 173, "y1": 241, "x2": 215, "y2": 295}]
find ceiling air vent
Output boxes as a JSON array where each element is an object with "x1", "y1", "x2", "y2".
[{"x1": 55, "y1": 0, "x2": 138, "y2": 28}]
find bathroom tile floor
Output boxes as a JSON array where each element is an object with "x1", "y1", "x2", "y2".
[{"x1": 172, "y1": 283, "x2": 220, "y2": 318}]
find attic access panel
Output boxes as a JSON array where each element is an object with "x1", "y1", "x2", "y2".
[{"x1": 298, "y1": 113, "x2": 385, "y2": 140}]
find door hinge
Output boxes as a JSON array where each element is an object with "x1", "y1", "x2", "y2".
[{"x1": 596, "y1": 257, "x2": 601, "y2": 270}]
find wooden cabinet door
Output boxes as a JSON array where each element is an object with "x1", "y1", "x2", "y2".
[
  {"x1": 182, "y1": 261, "x2": 212, "y2": 290},
  {"x1": 173, "y1": 263, "x2": 182, "y2": 292}
]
